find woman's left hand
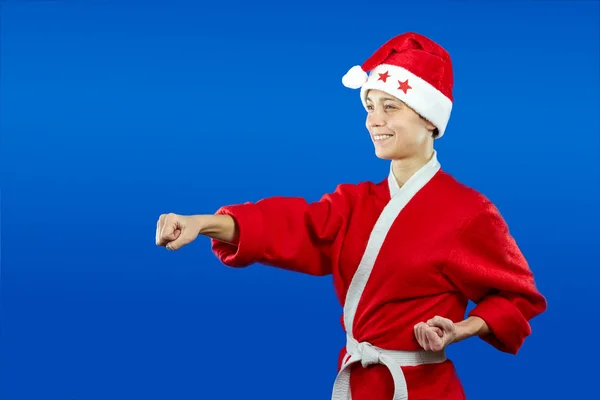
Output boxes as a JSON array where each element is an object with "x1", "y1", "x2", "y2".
[{"x1": 413, "y1": 316, "x2": 457, "y2": 352}]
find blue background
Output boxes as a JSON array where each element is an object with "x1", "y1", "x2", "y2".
[{"x1": 1, "y1": 0, "x2": 598, "y2": 399}]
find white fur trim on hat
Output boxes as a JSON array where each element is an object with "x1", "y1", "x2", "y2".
[
  {"x1": 359, "y1": 64, "x2": 453, "y2": 138},
  {"x1": 342, "y1": 65, "x2": 368, "y2": 89}
]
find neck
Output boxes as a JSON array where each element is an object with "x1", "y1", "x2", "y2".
[{"x1": 391, "y1": 148, "x2": 435, "y2": 187}]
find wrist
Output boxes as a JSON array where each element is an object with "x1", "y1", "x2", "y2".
[
  {"x1": 454, "y1": 316, "x2": 489, "y2": 342},
  {"x1": 196, "y1": 214, "x2": 223, "y2": 235},
  {"x1": 197, "y1": 214, "x2": 239, "y2": 245}
]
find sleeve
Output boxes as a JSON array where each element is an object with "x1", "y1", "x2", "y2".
[
  {"x1": 442, "y1": 202, "x2": 548, "y2": 355},
  {"x1": 210, "y1": 183, "x2": 358, "y2": 276}
]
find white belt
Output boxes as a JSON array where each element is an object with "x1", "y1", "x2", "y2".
[{"x1": 331, "y1": 335, "x2": 447, "y2": 400}]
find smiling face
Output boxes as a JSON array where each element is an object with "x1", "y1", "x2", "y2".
[{"x1": 365, "y1": 89, "x2": 437, "y2": 161}]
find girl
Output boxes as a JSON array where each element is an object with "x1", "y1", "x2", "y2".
[{"x1": 156, "y1": 32, "x2": 547, "y2": 400}]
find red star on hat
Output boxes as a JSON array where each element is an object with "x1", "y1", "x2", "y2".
[
  {"x1": 378, "y1": 71, "x2": 390, "y2": 83},
  {"x1": 398, "y1": 79, "x2": 412, "y2": 94}
]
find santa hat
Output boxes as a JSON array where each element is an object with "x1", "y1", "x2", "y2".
[{"x1": 342, "y1": 32, "x2": 454, "y2": 138}]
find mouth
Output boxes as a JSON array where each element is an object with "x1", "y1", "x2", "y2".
[{"x1": 373, "y1": 134, "x2": 394, "y2": 141}]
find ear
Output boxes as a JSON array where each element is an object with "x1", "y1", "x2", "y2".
[{"x1": 424, "y1": 119, "x2": 436, "y2": 133}]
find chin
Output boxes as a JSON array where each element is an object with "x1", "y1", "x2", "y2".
[{"x1": 374, "y1": 148, "x2": 396, "y2": 160}]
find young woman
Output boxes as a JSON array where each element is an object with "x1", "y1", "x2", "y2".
[{"x1": 155, "y1": 32, "x2": 547, "y2": 400}]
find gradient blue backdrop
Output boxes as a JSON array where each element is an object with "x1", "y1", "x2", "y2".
[{"x1": 1, "y1": 0, "x2": 598, "y2": 399}]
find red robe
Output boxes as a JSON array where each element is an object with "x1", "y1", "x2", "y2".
[{"x1": 211, "y1": 153, "x2": 547, "y2": 400}]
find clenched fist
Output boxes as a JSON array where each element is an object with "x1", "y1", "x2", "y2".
[
  {"x1": 413, "y1": 316, "x2": 457, "y2": 352},
  {"x1": 156, "y1": 213, "x2": 203, "y2": 251}
]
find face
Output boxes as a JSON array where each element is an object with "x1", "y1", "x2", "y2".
[{"x1": 365, "y1": 89, "x2": 436, "y2": 161}]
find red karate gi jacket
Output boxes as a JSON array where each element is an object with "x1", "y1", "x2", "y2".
[{"x1": 211, "y1": 166, "x2": 547, "y2": 400}]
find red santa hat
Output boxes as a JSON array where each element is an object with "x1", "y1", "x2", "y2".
[{"x1": 342, "y1": 32, "x2": 454, "y2": 138}]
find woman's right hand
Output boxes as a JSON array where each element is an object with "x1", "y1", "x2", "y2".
[
  {"x1": 156, "y1": 213, "x2": 204, "y2": 251},
  {"x1": 156, "y1": 213, "x2": 239, "y2": 251}
]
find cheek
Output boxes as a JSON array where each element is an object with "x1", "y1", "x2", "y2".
[
  {"x1": 390, "y1": 121, "x2": 425, "y2": 143},
  {"x1": 389, "y1": 111, "x2": 423, "y2": 134},
  {"x1": 389, "y1": 121, "x2": 407, "y2": 136}
]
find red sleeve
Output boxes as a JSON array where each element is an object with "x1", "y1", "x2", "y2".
[
  {"x1": 442, "y1": 202, "x2": 547, "y2": 354},
  {"x1": 210, "y1": 183, "x2": 358, "y2": 276}
]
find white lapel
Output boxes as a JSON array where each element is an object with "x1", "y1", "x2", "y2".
[{"x1": 343, "y1": 151, "x2": 441, "y2": 338}]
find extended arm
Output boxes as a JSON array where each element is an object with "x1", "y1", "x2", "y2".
[{"x1": 209, "y1": 184, "x2": 358, "y2": 276}]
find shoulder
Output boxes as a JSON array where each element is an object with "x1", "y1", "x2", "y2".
[
  {"x1": 431, "y1": 170, "x2": 502, "y2": 223},
  {"x1": 329, "y1": 177, "x2": 388, "y2": 200},
  {"x1": 437, "y1": 170, "x2": 494, "y2": 207}
]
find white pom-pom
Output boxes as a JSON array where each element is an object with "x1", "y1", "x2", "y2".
[{"x1": 342, "y1": 65, "x2": 368, "y2": 89}]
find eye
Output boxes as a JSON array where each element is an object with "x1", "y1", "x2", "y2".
[
  {"x1": 366, "y1": 105, "x2": 374, "y2": 111},
  {"x1": 384, "y1": 104, "x2": 397, "y2": 110}
]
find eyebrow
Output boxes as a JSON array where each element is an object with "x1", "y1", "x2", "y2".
[{"x1": 365, "y1": 96, "x2": 400, "y2": 103}]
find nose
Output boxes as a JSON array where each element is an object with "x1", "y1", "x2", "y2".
[{"x1": 367, "y1": 108, "x2": 386, "y2": 128}]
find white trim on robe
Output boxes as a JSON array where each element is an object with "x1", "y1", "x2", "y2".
[
  {"x1": 343, "y1": 151, "x2": 441, "y2": 335},
  {"x1": 331, "y1": 151, "x2": 446, "y2": 400}
]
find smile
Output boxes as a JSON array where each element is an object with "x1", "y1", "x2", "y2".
[{"x1": 373, "y1": 134, "x2": 394, "y2": 141}]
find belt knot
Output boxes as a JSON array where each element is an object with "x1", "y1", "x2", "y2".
[
  {"x1": 356, "y1": 341, "x2": 381, "y2": 368},
  {"x1": 333, "y1": 335, "x2": 447, "y2": 400}
]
